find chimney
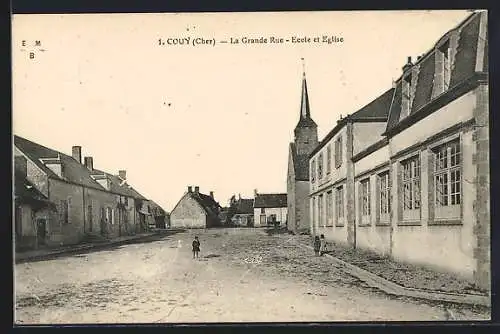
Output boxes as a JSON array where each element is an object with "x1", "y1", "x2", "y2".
[
  {"x1": 238, "y1": 193, "x2": 241, "y2": 200},
  {"x1": 84, "y1": 156, "x2": 93, "y2": 171},
  {"x1": 194, "y1": 186, "x2": 200, "y2": 194},
  {"x1": 118, "y1": 170, "x2": 126, "y2": 180},
  {"x1": 402, "y1": 56, "x2": 413, "y2": 72},
  {"x1": 188, "y1": 186, "x2": 192, "y2": 193},
  {"x1": 15, "y1": 156, "x2": 28, "y2": 179},
  {"x1": 72, "y1": 146, "x2": 82, "y2": 163},
  {"x1": 254, "y1": 189, "x2": 258, "y2": 197},
  {"x1": 210, "y1": 191, "x2": 214, "y2": 199}
]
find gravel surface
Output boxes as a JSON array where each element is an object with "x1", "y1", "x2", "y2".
[
  {"x1": 14, "y1": 228, "x2": 490, "y2": 323},
  {"x1": 315, "y1": 238, "x2": 488, "y2": 296}
]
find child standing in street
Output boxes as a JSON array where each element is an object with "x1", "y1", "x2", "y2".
[
  {"x1": 313, "y1": 236, "x2": 321, "y2": 256},
  {"x1": 320, "y1": 234, "x2": 327, "y2": 256},
  {"x1": 192, "y1": 236, "x2": 201, "y2": 259}
]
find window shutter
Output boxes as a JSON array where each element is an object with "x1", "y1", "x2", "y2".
[
  {"x1": 67, "y1": 197, "x2": 72, "y2": 224},
  {"x1": 59, "y1": 200, "x2": 64, "y2": 223}
]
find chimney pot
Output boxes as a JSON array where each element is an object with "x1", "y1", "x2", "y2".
[
  {"x1": 407, "y1": 56, "x2": 412, "y2": 63},
  {"x1": 72, "y1": 146, "x2": 82, "y2": 163},
  {"x1": 84, "y1": 156, "x2": 93, "y2": 171},
  {"x1": 210, "y1": 191, "x2": 214, "y2": 198},
  {"x1": 194, "y1": 186, "x2": 200, "y2": 194},
  {"x1": 118, "y1": 170, "x2": 126, "y2": 180},
  {"x1": 188, "y1": 186, "x2": 192, "y2": 193}
]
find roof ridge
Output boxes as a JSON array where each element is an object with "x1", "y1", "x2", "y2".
[{"x1": 351, "y1": 87, "x2": 395, "y2": 118}]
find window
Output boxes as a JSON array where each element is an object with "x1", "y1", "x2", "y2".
[
  {"x1": 260, "y1": 215, "x2": 266, "y2": 224},
  {"x1": 439, "y1": 41, "x2": 451, "y2": 91},
  {"x1": 434, "y1": 139, "x2": 461, "y2": 209},
  {"x1": 360, "y1": 179, "x2": 371, "y2": 216},
  {"x1": 107, "y1": 207, "x2": 113, "y2": 224},
  {"x1": 336, "y1": 186, "x2": 344, "y2": 220},
  {"x1": 379, "y1": 172, "x2": 391, "y2": 216},
  {"x1": 402, "y1": 156, "x2": 421, "y2": 211},
  {"x1": 60, "y1": 199, "x2": 69, "y2": 224},
  {"x1": 318, "y1": 194, "x2": 324, "y2": 227},
  {"x1": 312, "y1": 196, "x2": 316, "y2": 229},
  {"x1": 326, "y1": 145, "x2": 332, "y2": 174},
  {"x1": 335, "y1": 136, "x2": 343, "y2": 168},
  {"x1": 326, "y1": 191, "x2": 333, "y2": 226},
  {"x1": 311, "y1": 159, "x2": 316, "y2": 182},
  {"x1": 87, "y1": 205, "x2": 93, "y2": 231},
  {"x1": 267, "y1": 214, "x2": 277, "y2": 223},
  {"x1": 401, "y1": 74, "x2": 414, "y2": 119},
  {"x1": 318, "y1": 153, "x2": 324, "y2": 180},
  {"x1": 260, "y1": 207, "x2": 265, "y2": 214}
]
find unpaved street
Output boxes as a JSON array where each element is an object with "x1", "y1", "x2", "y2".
[{"x1": 14, "y1": 228, "x2": 490, "y2": 323}]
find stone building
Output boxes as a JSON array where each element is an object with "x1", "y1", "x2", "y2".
[
  {"x1": 230, "y1": 195, "x2": 255, "y2": 227},
  {"x1": 13, "y1": 135, "x2": 152, "y2": 249},
  {"x1": 253, "y1": 191, "x2": 288, "y2": 227},
  {"x1": 308, "y1": 11, "x2": 489, "y2": 290},
  {"x1": 286, "y1": 70, "x2": 318, "y2": 234},
  {"x1": 170, "y1": 186, "x2": 222, "y2": 228}
]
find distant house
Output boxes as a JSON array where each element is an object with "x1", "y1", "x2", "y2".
[
  {"x1": 218, "y1": 207, "x2": 231, "y2": 226},
  {"x1": 170, "y1": 186, "x2": 222, "y2": 228},
  {"x1": 147, "y1": 200, "x2": 169, "y2": 229},
  {"x1": 230, "y1": 195, "x2": 255, "y2": 227},
  {"x1": 253, "y1": 191, "x2": 287, "y2": 227}
]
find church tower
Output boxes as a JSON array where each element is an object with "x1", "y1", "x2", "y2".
[{"x1": 294, "y1": 62, "x2": 318, "y2": 156}]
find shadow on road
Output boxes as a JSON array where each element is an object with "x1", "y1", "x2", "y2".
[
  {"x1": 17, "y1": 229, "x2": 187, "y2": 263},
  {"x1": 69, "y1": 229, "x2": 187, "y2": 257}
]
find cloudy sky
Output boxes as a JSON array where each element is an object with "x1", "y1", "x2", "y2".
[{"x1": 12, "y1": 10, "x2": 472, "y2": 210}]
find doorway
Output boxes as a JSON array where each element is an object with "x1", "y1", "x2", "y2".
[{"x1": 37, "y1": 218, "x2": 47, "y2": 246}]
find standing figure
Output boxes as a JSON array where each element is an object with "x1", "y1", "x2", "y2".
[
  {"x1": 192, "y1": 236, "x2": 201, "y2": 259},
  {"x1": 313, "y1": 236, "x2": 321, "y2": 256},
  {"x1": 320, "y1": 234, "x2": 327, "y2": 256}
]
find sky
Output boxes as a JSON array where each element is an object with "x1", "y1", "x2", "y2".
[{"x1": 12, "y1": 10, "x2": 472, "y2": 211}]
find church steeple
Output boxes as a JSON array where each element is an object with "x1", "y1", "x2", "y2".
[
  {"x1": 300, "y1": 70, "x2": 311, "y2": 119},
  {"x1": 294, "y1": 58, "x2": 318, "y2": 156}
]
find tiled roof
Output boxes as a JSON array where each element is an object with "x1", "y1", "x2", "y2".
[
  {"x1": 349, "y1": 87, "x2": 394, "y2": 120},
  {"x1": 309, "y1": 87, "x2": 394, "y2": 158},
  {"x1": 254, "y1": 193, "x2": 287, "y2": 208},
  {"x1": 385, "y1": 12, "x2": 485, "y2": 135},
  {"x1": 14, "y1": 135, "x2": 108, "y2": 190},
  {"x1": 290, "y1": 143, "x2": 310, "y2": 181},
  {"x1": 91, "y1": 168, "x2": 140, "y2": 198},
  {"x1": 127, "y1": 187, "x2": 148, "y2": 200},
  {"x1": 191, "y1": 192, "x2": 221, "y2": 220},
  {"x1": 14, "y1": 135, "x2": 145, "y2": 199},
  {"x1": 235, "y1": 198, "x2": 254, "y2": 214},
  {"x1": 14, "y1": 174, "x2": 57, "y2": 210}
]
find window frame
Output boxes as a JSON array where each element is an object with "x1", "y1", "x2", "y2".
[
  {"x1": 311, "y1": 158, "x2": 316, "y2": 183},
  {"x1": 318, "y1": 152, "x2": 324, "y2": 180},
  {"x1": 401, "y1": 72, "x2": 415, "y2": 119},
  {"x1": 326, "y1": 190, "x2": 333, "y2": 227},
  {"x1": 400, "y1": 154, "x2": 421, "y2": 222},
  {"x1": 318, "y1": 194, "x2": 324, "y2": 228},
  {"x1": 432, "y1": 138, "x2": 462, "y2": 221},
  {"x1": 378, "y1": 171, "x2": 391, "y2": 224},
  {"x1": 359, "y1": 178, "x2": 371, "y2": 225},
  {"x1": 335, "y1": 185, "x2": 345, "y2": 226},
  {"x1": 326, "y1": 144, "x2": 332, "y2": 175},
  {"x1": 335, "y1": 136, "x2": 343, "y2": 168}
]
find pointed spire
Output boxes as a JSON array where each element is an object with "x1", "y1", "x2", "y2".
[{"x1": 300, "y1": 57, "x2": 310, "y2": 119}]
